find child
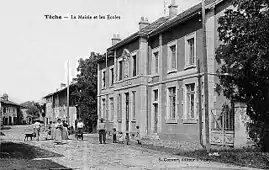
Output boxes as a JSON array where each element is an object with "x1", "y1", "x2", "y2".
[
  {"x1": 112, "y1": 128, "x2": 117, "y2": 143},
  {"x1": 136, "y1": 125, "x2": 142, "y2": 145},
  {"x1": 118, "y1": 132, "x2": 124, "y2": 144}
]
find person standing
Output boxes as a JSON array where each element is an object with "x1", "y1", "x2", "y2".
[
  {"x1": 112, "y1": 128, "x2": 117, "y2": 143},
  {"x1": 33, "y1": 120, "x2": 41, "y2": 141},
  {"x1": 77, "y1": 119, "x2": 84, "y2": 135},
  {"x1": 62, "y1": 120, "x2": 69, "y2": 140},
  {"x1": 54, "y1": 118, "x2": 63, "y2": 144},
  {"x1": 98, "y1": 118, "x2": 106, "y2": 144}
]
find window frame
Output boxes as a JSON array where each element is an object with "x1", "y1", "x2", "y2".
[
  {"x1": 131, "y1": 91, "x2": 136, "y2": 121},
  {"x1": 183, "y1": 81, "x2": 198, "y2": 124},
  {"x1": 131, "y1": 51, "x2": 138, "y2": 77},
  {"x1": 118, "y1": 58, "x2": 123, "y2": 81},
  {"x1": 101, "y1": 70, "x2": 106, "y2": 89},
  {"x1": 109, "y1": 97, "x2": 114, "y2": 122},
  {"x1": 166, "y1": 84, "x2": 178, "y2": 124},
  {"x1": 167, "y1": 40, "x2": 177, "y2": 73},
  {"x1": 151, "y1": 47, "x2": 160, "y2": 76},
  {"x1": 185, "y1": 32, "x2": 197, "y2": 69},
  {"x1": 152, "y1": 88, "x2": 159, "y2": 133},
  {"x1": 109, "y1": 66, "x2": 114, "y2": 86}
]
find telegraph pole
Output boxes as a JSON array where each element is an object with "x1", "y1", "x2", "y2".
[
  {"x1": 67, "y1": 60, "x2": 70, "y2": 125},
  {"x1": 202, "y1": 0, "x2": 210, "y2": 151}
]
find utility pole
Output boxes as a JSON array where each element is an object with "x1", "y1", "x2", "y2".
[
  {"x1": 67, "y1": 60, "x2": 70, "y2": 125},
  {"x1": 202, "y1": 0, "x2": 210, "y2": 151}
]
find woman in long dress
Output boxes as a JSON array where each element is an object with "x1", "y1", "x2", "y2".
[
  {"x1": 54, "y1": 118, "x2": 63, "y2": 144},
  {"x1": 62, "y1": 120, "x2": 69, "y2": 140}
]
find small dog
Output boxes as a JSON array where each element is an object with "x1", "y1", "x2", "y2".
[
  {"x1": 24, "y1": 133, "x2": 36, "y2": 141},
  {"x1": 76, "y1": 130, "x2": 83, "y2": 140}
]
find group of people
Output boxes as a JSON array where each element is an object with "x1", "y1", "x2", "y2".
[
  {"x1": 32, "y1": 117, "x2": 141, "y2": 145},
  {"x1": 98, "y1": 118, "x2": 142, "y2": 145}
]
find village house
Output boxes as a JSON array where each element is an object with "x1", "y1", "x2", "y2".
[
  {"x1": 43, "y1": 83, "x2": 77, "y2": 128},
  {"x1": 0, "y1": 94, "x2": 21, "y2": 126},
  {"x1": 97, "y1": 0, "x2": 250, "y2": 148}
]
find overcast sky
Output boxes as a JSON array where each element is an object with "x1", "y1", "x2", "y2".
[{"x1": 0, "y1": 0, "x2": 201, "y2": 104}]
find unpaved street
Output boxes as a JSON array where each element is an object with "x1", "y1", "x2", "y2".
[{"x1": 0, "y1": 125, "x2": 260, "y2": 170}]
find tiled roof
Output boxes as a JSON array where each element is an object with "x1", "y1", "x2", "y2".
[
  {"x1": 105, "y1": 0, "x2": 224, "y2": 54},
  {"x1": 107, "y1": 17, "x2": 169, "y2": 51},
  {"x1": 43, "y1": 83, "x2": 77, "y2": 99},
  {"x1": 0, "y1": 99, "x2": 20, "y2": 106},
  {"x1": 150, "y1": 3, "x2": 202, "y2": 36}
]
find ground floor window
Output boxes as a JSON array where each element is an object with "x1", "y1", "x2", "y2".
[
  {"x1": 168, "y1": 87, "x2": 176, "y2": 120},
  {"x1": 186, "y1": 83, "x2": 195, "y2": 119}
]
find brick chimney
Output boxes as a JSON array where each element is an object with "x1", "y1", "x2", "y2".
[
  {"x1": 139, "y1": 17, "x2": 150, "y2": 30},
  {"x1": 168, "y1": 0, "x2": 178, "y2": 18},
  {"x1": 112, "y1": 34, "x2": 121, "y2": 46}
]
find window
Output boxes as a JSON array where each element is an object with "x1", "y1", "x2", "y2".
[
  {"x1": 110, "y1": 98, "x2": 114, "y2": 121},
  {"x1": 132, "y1": 91, "x2": 136, "y2": 120},
  {"x1": 119, "y1": 60, "x2": 123, "y2": 81},
  {"x1": 185, "y1": 33, "x2": 196, "y2": 67},
  {"x1": 102, "y1": 70, "x2": 106, "y2": 88},
  {"x1": 152, "y1": 50, "x2": 159, "y2": 75},
  {"x1": 152, "y1": 89, "x2": 159, "y2": 132},
  {"x1": 102, "y1": 99, "x2": 106, "y2": 119},
  {"x1": 168, "y1": 87, "x2": 176, "y2": 119},
  {"x1": 132, "y1": 55, "x2": 137, "y2": 77},
  {"x1": 168, "y1": 41, "x2": 177, "y2": 72},
  {"x1": 186, "y1": 83, "x2": 195, "y2": 119},
  {"x1": 117, "y1": 94, "x2": 122, "y2": 121},
  {"x1": 153, "y1": 90, "x2": 158, "y2": 102},
  {"x1": 110, "y1": 67, "x2": 114, "y2": 86}
]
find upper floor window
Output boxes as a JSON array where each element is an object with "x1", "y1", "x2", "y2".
[
  {"x1": 167, "y1": 41, "x2": 177, "y2": 72},
  {"x1": 185, "y1": 32, "x2": 196, "y2": 68},
  {"x1": 119, "y1": 60, "x2": 123, "y2": 81},
  {"x1": 102, "y1": 70, "x2": 106, "y2": 88},
  {"x1": 152, "y1": 48, "x2": 159, "y2": 75},
  {"x1": 110, "y1": 67, "x2": 114, "y2": 86},
  {"x1": 153, "y1": 89, "x2": 158, "y2": 102},
  {"x1": 132, "y1": 54, "x2": 137, "y2": 77}
]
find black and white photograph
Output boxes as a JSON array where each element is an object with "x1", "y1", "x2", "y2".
[{"x1": 1, "y1": 0, "x2": 269, "y2": 169}]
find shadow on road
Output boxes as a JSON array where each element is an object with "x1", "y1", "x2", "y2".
[
  {"x1": 0, "y1": 142, "x2": 72, "y2": 170},
  {"x1": 1, "y1": 126, "x2": 11, "y2": 130}
]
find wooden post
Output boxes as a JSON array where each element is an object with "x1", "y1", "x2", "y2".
[{"x1": 202, "y1": 0, "x2": 210, "y2": 151}]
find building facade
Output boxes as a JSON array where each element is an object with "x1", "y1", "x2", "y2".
[
  {"x1": 97, "y1": 0, "x2": 250, "y2": 147},
  {"x1": 43, "y1": 83, "x2": 77, "y2": 128},
  {"x1": 0, "y1": 94, "x2": 21, "y2": 126}
]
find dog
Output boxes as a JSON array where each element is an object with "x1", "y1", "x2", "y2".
[
  {"x1": 76, "y1": 129, "x2": 83, "y2": 140},
  {"x1": 76, "y1": 133, "x2": 83, "y2": 140},
  {"x1": 24, "y1": 133, "x2": 36, "y2": 141}
]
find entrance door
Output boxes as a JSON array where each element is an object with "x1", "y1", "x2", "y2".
[
  {"x1": 153, "y1": 103, "x2": 158, "y2": 133},
  {"x1": 125, "y1": 93, "x2": 129, "y2": 132}
]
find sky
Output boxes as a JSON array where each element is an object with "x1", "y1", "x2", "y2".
[{"x1": 0, "y1": 0, "x2": 201, "y2": 104}]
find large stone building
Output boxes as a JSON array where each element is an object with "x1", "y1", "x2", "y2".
[
  {"x1": 0, "y1": 94, "x2": 21, "y2": 126},
  {"x1": 97, "y1": 0, "x2": 250, "y2": 147},
  {"x1": 43, "y1": 83, "x2": 77, "y2": 128}
]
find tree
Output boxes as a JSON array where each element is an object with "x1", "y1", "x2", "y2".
[
  {"x1": 26, "y1": 105, "x2": 40, "y2": 118},
  {"x1": 71, "y1": 52, "x2": 101, "y2": 133},
  {"x1": 215, "y1": 0, "x2": 269, "y2": 151}
]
